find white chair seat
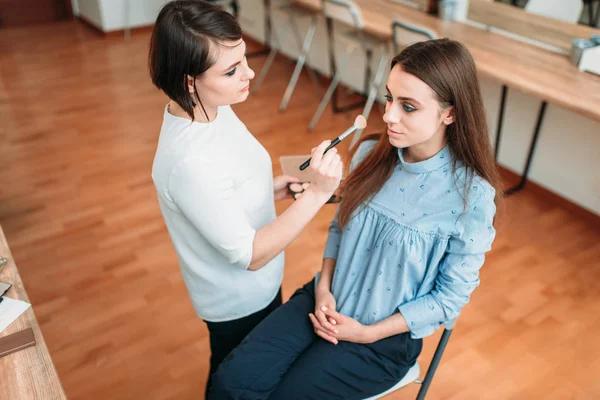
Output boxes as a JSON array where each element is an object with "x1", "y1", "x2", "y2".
[{"x1": 363, "y1": 362, "x2": 420, "y2": 400}]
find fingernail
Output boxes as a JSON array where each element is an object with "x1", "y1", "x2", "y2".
[
  {"x1": 321, "y1": 306, "x2": 327, "y2": 311},
  {"x1": 334, "y1": 330, "x2": 339, "y2": 334}
]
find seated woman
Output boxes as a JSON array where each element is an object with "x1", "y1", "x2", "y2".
[{"x1": 209, "y1": 38, "x2": 501, "y2": 400}]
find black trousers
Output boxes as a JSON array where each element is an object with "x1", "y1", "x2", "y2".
[
  {"x1": 204, "y1": 290, "x2": 283, "y2": 398},
  {"x1": 209, "y1": 280, "x2": 422, "y2": 400}
]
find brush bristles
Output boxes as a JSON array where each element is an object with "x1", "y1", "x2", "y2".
[{"x1": 353, "y1": 115, "x2": 367, "y2": 129}]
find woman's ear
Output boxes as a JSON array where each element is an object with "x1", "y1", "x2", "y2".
[
  {"x1": 186, "y1": 75, "x2": 195, "y2": 94},
  {"x1": 442, "y1": 106, "x2": 455, "y2": 126}
]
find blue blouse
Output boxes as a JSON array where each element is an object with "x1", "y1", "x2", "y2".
[{"x1": 319, "y1": 141, "x2": 497, "y2": 339}]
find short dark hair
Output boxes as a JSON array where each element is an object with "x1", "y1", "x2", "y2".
[{"x1": 149, "y1": 0, "x2": 242, "y2": 120}]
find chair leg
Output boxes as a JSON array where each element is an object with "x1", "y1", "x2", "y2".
[
  {"x1": 350, "y1": 49, "x2": 389, "y2": 149},
  {"x1": 290, "y1": 15, "x2": 323, "y2": 100},
  {"x1": 416, "y1": 329, "x2": 453, "y2": 400},
  {"x1": 308, "y1": 45, "x2": 356, "y2": 131},
  {"x1": 279, "y1": 15, "x2": 318, "y2": 112},
  {"x1": 287, "y1": 12, "x2": 322, "y2": 95},
  {"x1": 252, "y1": 12, "x2": 287, "y2": 94}
]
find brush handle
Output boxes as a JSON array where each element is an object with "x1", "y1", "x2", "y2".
[{"x1": 299, "y1": 138, "x2": 341, "y2": 171}]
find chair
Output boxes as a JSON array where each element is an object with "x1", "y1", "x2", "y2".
[
  {"x1": 391, "y1": 20, "x2": 437, "y2": 54},
  {"x1": 364, "y1": 326, "x2": 454, "y2": 400},
  {"x1": 308, "y1": 0, "x2": 392, "y2": 135},
  {"x1": 252, "y1": 1, "x2": 322, "y2": 112}
]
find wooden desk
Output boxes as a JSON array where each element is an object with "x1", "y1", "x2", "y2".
[
  {"x1": 293, "y1": 0, "x2": 600, "y2": 193},
  {"x1": 468, "y1": 0, "x2": 600, "y2": 53},
  {"x1": 0, "y1": 225, "x2": 67, "y2": 400},
  {"x1": 296, "y1": 0, "x2": 600, "y2": 122}
]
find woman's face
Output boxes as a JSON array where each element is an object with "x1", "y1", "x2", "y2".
[
  {"x1": 187, "y1": 39, "x2": 255, "y2": 109},
  {"x1": 382, "y1": 64, "x2": 454, "y2": 150}
]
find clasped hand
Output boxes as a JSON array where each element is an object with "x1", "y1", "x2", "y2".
[{"x1": 309, "y1": 289, "x2": 372, "y2": 344}]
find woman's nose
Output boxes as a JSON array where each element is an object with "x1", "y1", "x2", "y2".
[
  {"x1": 243, "y1": 58, "x2": 255, "y2": 80},
  {"x1": 383, "y1": 104, "x2": 400, "y2": 124}
]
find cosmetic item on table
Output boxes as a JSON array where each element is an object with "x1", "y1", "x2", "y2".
[
  {"x1": 0, "y1": 296, "x2": 31, "y2": 333},
  {"x1": 571, "y1": 38, "x2": 595, "y2": 66},
  {"x1": 0, "y1": 327, "x2": 36, "y2": 359},
  {"x1": 438, "y1": 0, "x2": 458, "y2": 21}
]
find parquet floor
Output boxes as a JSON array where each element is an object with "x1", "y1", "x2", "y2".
[{"x1": 1, "y1": 21, "x2": 599, "y2": 400}]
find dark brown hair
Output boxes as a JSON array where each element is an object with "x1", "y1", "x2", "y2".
[
  {"x1": 148, "y1": 0, "x2": 242, "y2": 120},
  {"x1": 338, "y1": 38, "x2": 502, "y2": 228}
]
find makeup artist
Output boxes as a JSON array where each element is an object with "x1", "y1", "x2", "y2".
[{"x1": 148, "y1": 0, "x2": 342, "y2": 395}]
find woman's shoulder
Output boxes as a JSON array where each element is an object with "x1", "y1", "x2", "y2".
[{"x1": 451, "y1": 163, "x2": 495, "y2": 203}]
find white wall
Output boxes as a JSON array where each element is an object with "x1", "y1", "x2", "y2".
[
  {"x1": 74, "y1": 0, "x2": 170, "y2": 31},
  {"x1": 100, "y1": 0, "x2": 170, "y2": 31},
  {"x1": 71, "y1": 0, "x2": 79, "y2": 16},
  {"x1": 239, "y1": 0, "x2": 600, "y2": 215},
  {"x1": 76, "y1": 0, "x2": 103, "y2": 28}
]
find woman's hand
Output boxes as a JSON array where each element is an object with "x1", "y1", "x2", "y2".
[
  {"x1": 309, "y1": 287, "x2": 339, "y2": 344},
  {"x1": 273, "y1": 175, "x2": 300, "y2": 201},
  {"x1": 312, "y1": 307, "x2": 374, "y2": 344},
  {"x1": 306, "y1": 141, "x2": 343, "y2": 201}
]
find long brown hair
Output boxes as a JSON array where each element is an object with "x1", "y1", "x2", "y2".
[{"x1": 338, "y1": 38, "x2": 502, "y2": 228}]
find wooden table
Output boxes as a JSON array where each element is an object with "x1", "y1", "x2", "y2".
[
  {"x1": 0, "y1": 225, "x2": 67, "y2": 400},
  {"x1": 470, "y1": 0, "x2": 599, "y2": 53},
  {"x1": 296, "y1": 0, "x2": 600, "y2": 122},
  {"x1": 293, "y1": 0, "x2": 600, "y2": 193}
]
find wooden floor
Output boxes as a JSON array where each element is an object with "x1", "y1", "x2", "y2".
[{"x1": 1, "y1": 21, "x2": 599, "y2": 400}]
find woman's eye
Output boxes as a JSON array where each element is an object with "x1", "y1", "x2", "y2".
[
  {"x1": 384, "y1": 94, "x2": 393, "y2": 102},
  {"x1": 225, "y1": 67, "x2": 237, "y2": 77},
  {"x1": 403, "y1": 103, "x2": 416, "y2": 112}
]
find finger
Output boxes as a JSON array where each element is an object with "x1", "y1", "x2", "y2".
[
  {"x1": 326, "y1": 154, "x2": 341, "y2": 177},
  {"x1": 334, "y1": 160, "x2": 343, "y2": 178},
  {"x1": 315, "y1": 309, "x2": 338, "y2": 333},
  {"x1": 315, "y1": 309, "x2": 336, "y2": 333},
  {"x1": 321, "y1": 306, "x2": 344, "y2": 321},
  {"x1": 315, "y1": 328, "x2": 338, "y2": 344},
  {"x1": 310, "y1": 140, "x2": 331, "y2": 169},
  {"x1": 329, "y1": 317, "x2": 338, "y2": 325},
  {"x1": 318, "y1": 148, "x2": 338, "y2": 173},
  {"x1": 310, "y1": 314, "x2": 337, "y2": 343},
  {"x1": 308, "y1": 313, "x2": 322, "y2": 330}
]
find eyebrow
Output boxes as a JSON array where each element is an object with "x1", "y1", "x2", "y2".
[
  {"x1": 385, "y1": 85, "x2": 421, "y2": 106},
  {"x1": 223, "y1": 41, "x2": 246, "y2": 72}
]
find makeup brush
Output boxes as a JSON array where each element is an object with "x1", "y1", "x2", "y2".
[{"x1": 299, "y1": 115, "x2": 367, "y2": 171}]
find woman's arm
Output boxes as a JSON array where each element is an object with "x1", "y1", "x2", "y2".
[
  {"x1": 247, "y1": 142, "x2": 342, "y2": 271},
  {"x1": 365, "y1": 314, "x2": 410, "y2": 342},
  {"x1": 316, "y1": 258, "x2": 336, "y2": 291},
  {"x1": 169, "y1": 140, "x2": 342, "y2": 271},
  {"x1": 318, "y1": 307, "x2": 409, "y2": 344},
  {"x1": 248, "y1": 185, "x2": 338, "y2": 271}
]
